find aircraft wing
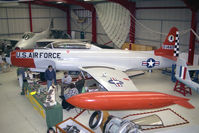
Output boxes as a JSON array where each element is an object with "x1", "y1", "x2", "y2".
[{"x1": 81, "y1": 67, "x2": 138, "y2": 91}]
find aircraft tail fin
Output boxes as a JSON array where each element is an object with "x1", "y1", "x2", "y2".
[
  {"x1": 174, "y1": 100, "x2": 195, "y2": 109},
  {"x1": 41, "y1": 18, "x2": 53, "y2": 37},
  {"x1": 175, "y1": 58, "x2": 191, "y2": 81},
  {"x1": 154, "y1": 27, "x2": 179, "y2": 61},
  {"x1": 48, "y1": 18, "x2": 54, "y2": 30}
]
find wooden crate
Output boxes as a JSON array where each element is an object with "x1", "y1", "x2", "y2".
[
  {"x1": 122, "y1": 43, "x2": 156, "y2": 51},
  {"x1": 56, "y1": 117, "x2": 94, "y2": 133}
]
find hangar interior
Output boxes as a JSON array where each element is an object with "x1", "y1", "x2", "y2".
[
  {"x1": 0, "y1": 0, "x2": 199, "y2": 133},
  {"x1": 1, "y1": 0, "x2": 199, "y2": 51}
]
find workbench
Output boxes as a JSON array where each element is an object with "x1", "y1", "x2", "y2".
[{"x1": 23, "y1": 82, "x2": 63, "y2": 128}]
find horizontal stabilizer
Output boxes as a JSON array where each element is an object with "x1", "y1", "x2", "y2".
[{"x1": 174, "y1": 101, "x2": 195, "y2": 109}]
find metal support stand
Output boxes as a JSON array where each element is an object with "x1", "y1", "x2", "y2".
[
  {"x1": 171, "y1": 64, "x2": 176, "y2": 82},
  {"x1": 161, "y1": 64, "x2": 176, "y2": 82},
  {"x1": 174, "y1": 80, "x2": 192, "y2": 96}
]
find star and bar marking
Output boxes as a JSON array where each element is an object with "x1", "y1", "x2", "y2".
[
  {"x1": 142, "y1": 58, "x2": 160, "y2": 68},
  {"x1": 108, "y1": 77, "x2": 124, "y2": 87}
]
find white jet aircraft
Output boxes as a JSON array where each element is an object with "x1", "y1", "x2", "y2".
[
  {"x1": 8, "y1": 27, "x2": 179, "y2": 91},
  {"x1": 13, "y1": 20, "x2": 53, "y2": 50},
  {"x1": 0, "y1": 19, "x2": 69, "y2": 50}
]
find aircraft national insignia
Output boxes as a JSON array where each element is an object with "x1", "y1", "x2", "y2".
[
  {"x1": 108, "y1": 77, "x2": 124, "y2": 87},
  {"x1": 142, "y1": 58, "x2": 160, "y2": 68},
  {"x1": 168, "y1": 35, "x2": 174, "y2": 42}
]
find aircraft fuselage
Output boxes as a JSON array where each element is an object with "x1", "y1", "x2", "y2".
[{"x1": 10, "y1": 48, "x2": 175, "y2": 72}]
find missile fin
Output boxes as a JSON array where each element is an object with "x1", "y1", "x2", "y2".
[{"x1": 174, "y1": 101, "x2": 195, "y2": 109}]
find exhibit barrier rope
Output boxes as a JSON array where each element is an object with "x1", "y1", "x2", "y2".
[
  {"x1": 129, "y1": 13, "x2": 199, "y2": 40},
  {"x1": 95, "y1": 2, "x2": 199, "y2": 47},
  {"x1": 73, "y1": 109, "x2": 86, "y2": 119},
  {"x1": 191, "y1": 29, "x2": 199, "y2": 40}
]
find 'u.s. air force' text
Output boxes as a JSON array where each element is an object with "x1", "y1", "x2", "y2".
[{"x1": 16, "y1": 52, "x2": 61, "y2": 59}]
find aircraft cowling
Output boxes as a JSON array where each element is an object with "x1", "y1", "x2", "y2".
[{"x1": 10, "y1": 50, "x2": 36, "y2": 68}]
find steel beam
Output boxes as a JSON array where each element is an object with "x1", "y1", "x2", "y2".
[
  {"x1": 92, "y1": 9, "x2": 97, "y2": 43},
  {"x1": 66, "y1": 7, "x2": 71, "y2": 36},
  {"x1": 32, "y1": 0, "x2": 98, "y2": 42},
  {"x1": 136, "y1": 6, "x2": 187, "y2": 10},
  {"x1": 28, "y1": 2, "x2": 33, "y2": 32},
  {"x1": 188, "y1": 11, "x2": 197, "y2": 65},
  {"x1": 183, "y1": 0, "x2": 198, "y2": 65},
  {"x1": 129, "y1": 3, "x2": 136, "y2": 44},
  {"x1": 39, "y1": 0, "x2": 94, "y2": 11},
  {"x1": 38, "y1": 0, "x2": 97, "y2": 42},
  {"x1": 32, "y1": 1, "x2": 66, "y2": 11}
]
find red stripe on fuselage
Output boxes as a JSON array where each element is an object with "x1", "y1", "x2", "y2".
[
  {"x1": 11, "y1": 49, "x2": 36, "y2": 68},
  {"x1": 183, "y1": 67, "x2": 187, "y2": 80}
]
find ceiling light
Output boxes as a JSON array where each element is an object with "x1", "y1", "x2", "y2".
[
  {"x1": 84, "y1": 0, "x2": 105, "y2": 1},
  {"x1": 57, "y1": 1, "x2": 63, "y2": 4}
]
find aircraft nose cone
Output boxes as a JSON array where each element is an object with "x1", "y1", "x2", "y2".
[
  {"x1": 15, "y1": 47, "x2": 20, "y2": 50},
  {"x1": 5, "y1": 57, "x2": 11, "y2": 64}
]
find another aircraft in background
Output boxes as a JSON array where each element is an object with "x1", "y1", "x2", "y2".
[
  {"x1": 175, "y1": 58, "x2": 199, "y2": 94},
  {"x1": 0, "y1": 19, "x2": 71, "y2": 51},
  {"x1": 13, "y1": 19, "x2": 53, "y2": 50}
]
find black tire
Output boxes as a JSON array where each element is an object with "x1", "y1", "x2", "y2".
[{"x1": 89, "y1": 111, "x2": 103, "y2": 129}]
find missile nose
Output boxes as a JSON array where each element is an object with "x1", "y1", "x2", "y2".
[
  {"x1": 67, "y1": 95, "x2": 78, "y2": 104},
  {"x1": 67, "y1": 95, "x2": 83, "y2": 108}
]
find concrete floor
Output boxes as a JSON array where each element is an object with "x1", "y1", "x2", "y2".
[
  {"x1": 0, "y1": 68, "x2": 199, "y2": 133},
  {"x1": 0, "y1": 68, "x2": 47, "y2": 133}
]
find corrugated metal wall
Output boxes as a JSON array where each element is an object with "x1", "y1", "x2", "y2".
[
  {"x1": 0, "y1": 3, "x2": 66, "y2": 38},
  {"x1": 70, "y1": 5, "x2": 114, "y2": 47},
  {"x1": 70, "y1": 0, "x2": 198, "y2": 52},
  {"x1": 135, "y1": 0, "x2": 193, "y2": 53},
  {"x1": 0, "y1": 0, "x2": 198, "y2": 53}
]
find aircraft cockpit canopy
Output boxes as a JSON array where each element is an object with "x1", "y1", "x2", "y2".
[
  {"x1": 46, "y1": 41, "x2": 91, "y2": 49},
  {"x1": 22, "y1": 32, "x2": 35, "y2": 40}
]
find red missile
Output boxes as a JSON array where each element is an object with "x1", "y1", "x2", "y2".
[{"x1": 67, "y1": 91, "x2": 194, "y2": 110}]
